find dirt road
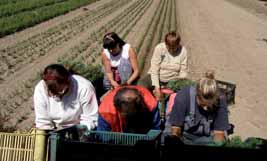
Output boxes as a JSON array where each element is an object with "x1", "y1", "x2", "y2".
[{"x1": 176, "y1": 0, "x2": 267, "y2": 139}]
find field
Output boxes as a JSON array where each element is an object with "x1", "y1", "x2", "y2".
[{"x1": 0, "y1": 0, "x2": 267, "y2": 139}]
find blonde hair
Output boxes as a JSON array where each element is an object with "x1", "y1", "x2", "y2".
[{"x1": 197, "y1": 70, "x2": 219, "y2": 110}]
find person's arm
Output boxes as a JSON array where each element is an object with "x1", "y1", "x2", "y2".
[
  {"x1": 34, "y1": 83, "x2": 54, "y2": 130},
  {"x1": 97, "y1": 114, "x2": 112, "y2": 131},
  {"x1": 178, "y1": 47, "x2": 188, "y2": 78},
  {"x1": 150, "y1": 44, "x2": 162, "y2": 99},
  {"x1": 151, "y1": 105, "x2": 161, "y2": 130},
  {"x1": 79, "y1": 84, "x2": 99, "y2": 130},
  {"x1": 169, "y1": 88, "x2": 188, "y2": 138},
  {"x1": 171, "y1": 126, "x2": 182, "y2": 137},
  {"x1": 213, "y1": 131, "x2": 226, "y2": 142},
  {"x1": 212, "y1": 95, "x2": 229, "y2": 142},
  {"x1": 101, "y1": 51, "x2": 119, "y2": 88},
  {"x1": 126, "y1": 47, "x2": 139, "y2": 85}
]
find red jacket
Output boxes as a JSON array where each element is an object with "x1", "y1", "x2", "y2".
[{"x1": 98, "y1": 85, "x2": 159, "y2": 132}]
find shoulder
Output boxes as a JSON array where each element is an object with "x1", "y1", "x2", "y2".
[
  {"x1": 155, "y1": 42, "x2": 166, "y2": 50},
  {"x1": 179, "y1": 46, "x2": 188, "y2": 57},
  {"x1": 103, "y1": 49, "x2": 110, "y2": 59},
  {"x1": 34, "y1": 80, "x2": 48, "y2": 100},
  {"x1": 34, "y1": 80, "x2": 46, "y2": 94},
  {"x1": 123, "y1": 43, "x2": 130, "y2": 49},
  {"x1": 176, "y1": 86, "x2": 191, "y2": 100},
  {"x1": 218, "y1": 93, "x2": 228, "y2": 109},
  {"x1": 72, "y1": 75, "x2": 94, "y2": 90},
  {"x1": 122, "y1": 43, "x2": 131, "y2": 58}
]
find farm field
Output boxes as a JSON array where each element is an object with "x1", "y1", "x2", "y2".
[{"x1": 0, "y1": 0, "x2": 267, "y2": 140}]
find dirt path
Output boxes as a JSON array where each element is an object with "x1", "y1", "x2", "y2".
[{"x1": 176, "y1": 0, "x2": 267, "y2": 139}]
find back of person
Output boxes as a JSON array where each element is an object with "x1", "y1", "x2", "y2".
[
  {"x1": 168, "y1": 71, "x2": 229, "y2": 145},
  {"x1": 97, "y1": 85, "x2": 160, "y2": 133}
]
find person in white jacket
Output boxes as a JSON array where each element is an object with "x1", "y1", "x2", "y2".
[{"x1": 33, "y1": 64, "x2": 98, "y2": 130}]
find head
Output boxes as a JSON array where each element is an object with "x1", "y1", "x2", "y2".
[
  {"x1": 42, "y1": 64, "x2": 70, "y2": 97},
  {"x1": 114, "y1": 87, "x2": 146, "y2": 117},
  {"x1": 196, "y1": 70, "x2": 219, "y2": 110},
  {"x1": 114, "y1": 87, "x2": 151, "y2": 133},
  {"x1": 165, "y1": 31, "x2": 181, "y2": 54},
  {"x1": 103, "y1": 32, "x2": 126, "y2": 56}
]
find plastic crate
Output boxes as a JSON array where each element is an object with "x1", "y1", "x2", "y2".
[
  {"x1": 0, "y1": 129, "x2": 48, "y2": 161},
  {"x1": 162, "y1": 139, "x2": 266, "y2": 161},
  {"x1": 49, "y1": 125, "x2": 161, "y2": 161},
  {"x1": 216, "y1": 80, "x2": 236, "y2": 105}
]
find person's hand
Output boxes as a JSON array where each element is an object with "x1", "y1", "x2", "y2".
[
  {"x1": 164, "y1": 135, "x2": 184, "y2": 146},
  {"x1": 111, "y1": 81, "x2": 120, "y2": 88},
  {"x1": 153, "y1": 88, "x2": 162, "y2": 100}
]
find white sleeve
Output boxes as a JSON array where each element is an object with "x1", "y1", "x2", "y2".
[
  {"x1": 79, "y1": 83, "x2": 98, "y2": 130},
  {"x1": 33, "y1": 84, "x2": 54, "y2": 130},
  {"x1": 179, "y1": 47, "x2": 188, "y2": 78}
]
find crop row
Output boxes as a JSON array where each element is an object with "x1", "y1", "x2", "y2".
[
  {"x1": 58, "y1": 0, "x2": 150, "y2": 64},
  {"x1": 136, "y1": 0, "x2": 166, "y2": 71},
  {"x1": 0, "y1": 0, "x2": 24, "y2": 6},
  {"x1": 0, "y1": 0, "x2": 147, "y2": 129},
  {"x1": 137, "y1": 0, "x2": 177, "y2": 74},
  {"x1": 0, "y1": 0, "x2": 68, "y2": 18},
  {"x1": 84, "y1": 0, "x2": 152, "y2": 62},
  {"x1": 0, "y1": 0, "x2": 99, "y2": 37},
  {"x1": 0, "y1": 0, "x2": 130, "y2": 82}
]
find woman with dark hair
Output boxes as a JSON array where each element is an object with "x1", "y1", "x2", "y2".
[
  {"x1": 101, "y1": 32, "x2": 139, "y2": 90},
  {"x1": 168, "y1": 71, "x2": 229, "y2": 145},
  {"x1": 33, "y1": 64, "x2": 98, "y2": 130}
]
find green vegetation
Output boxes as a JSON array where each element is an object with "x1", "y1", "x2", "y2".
[
  {"x1": 0, "y1": 0, "x2": 98, "y2": 37},
  {"x1": 59, "y1": 60, "x2": 103, "y2": 82},
  {"x1": 166, "y1": 79, "x2": 196, "y2": 91},
  {"x1": 0, "y1": 0, "x2": 67, "y2": 18},
  {"x1": 0, "y1": 0, "x2": 24, "y2": 6},
  {"x1": 222, "y1": 136, "x2": 267, "y2": 149}
]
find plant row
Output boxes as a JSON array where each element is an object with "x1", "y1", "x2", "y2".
[
  {"x1": 0, "y1": 0, "x2": 99, "y2": 37},
  {"x1": 0, "y1": 0, "x2": 149, "y2": 129},
  {"x1": 0, "y1": 0, "x2": 68, "y2": 18},
  {"x1": 0, "y1": 0, "x2": 130, "y2": 81},
  {"x1": 58, "y1": 0, "x2": 149, "y2": 64},
  {"x1": 136, "y1": 0, "x2": 166, "y2": 71}
]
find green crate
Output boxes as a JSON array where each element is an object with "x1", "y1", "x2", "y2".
[{"x1": 49, "y1": 125, "x2": 161, "y2": 161}]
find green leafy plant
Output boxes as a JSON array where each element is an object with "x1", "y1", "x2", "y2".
[
  {"x1": 166, "y1": 79, "x2": 196, "y2": 91},
  {"x1": 59, "y1": 60, "x2": 103, "y2": 82},
  {"x1": 224, "y1": 136, "x2": 266, "y2": 149}
]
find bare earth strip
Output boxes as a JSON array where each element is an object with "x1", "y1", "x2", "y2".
[
  {"x1": 176, "y1": 0, "x2": 267, "y2": 139},
  {"x1": 125, "y1": 0, "x2": 161, "y2": 51}
]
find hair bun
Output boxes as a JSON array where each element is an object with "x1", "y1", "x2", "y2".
[{"x1": 205, "y1": 70, "x2": 215, "y2": 79}]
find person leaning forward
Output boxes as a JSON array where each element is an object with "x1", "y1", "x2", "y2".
[
  {"x1": 168, "y1": 71, "x2": 229, "y2": 145},
  {"x1": 33, "y1": 64, "x2": 98, "y2": 130},
  {"x1": 97, "y1": 85, "x2": 160, "y2": 134},
  {"x1": 138, "y1": 31, "x2": 188, "y2": 100},
  {"x1": 101, "y1": 32, "x2": 139, "y2": 90}
]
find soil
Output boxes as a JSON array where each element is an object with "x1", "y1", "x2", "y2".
[
  {"x1": 0, "y1": 0, "x2": 267, "y2": 140},
  {"x1": 176, "y1": 0, "x2": 267, "y2": 139}
]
